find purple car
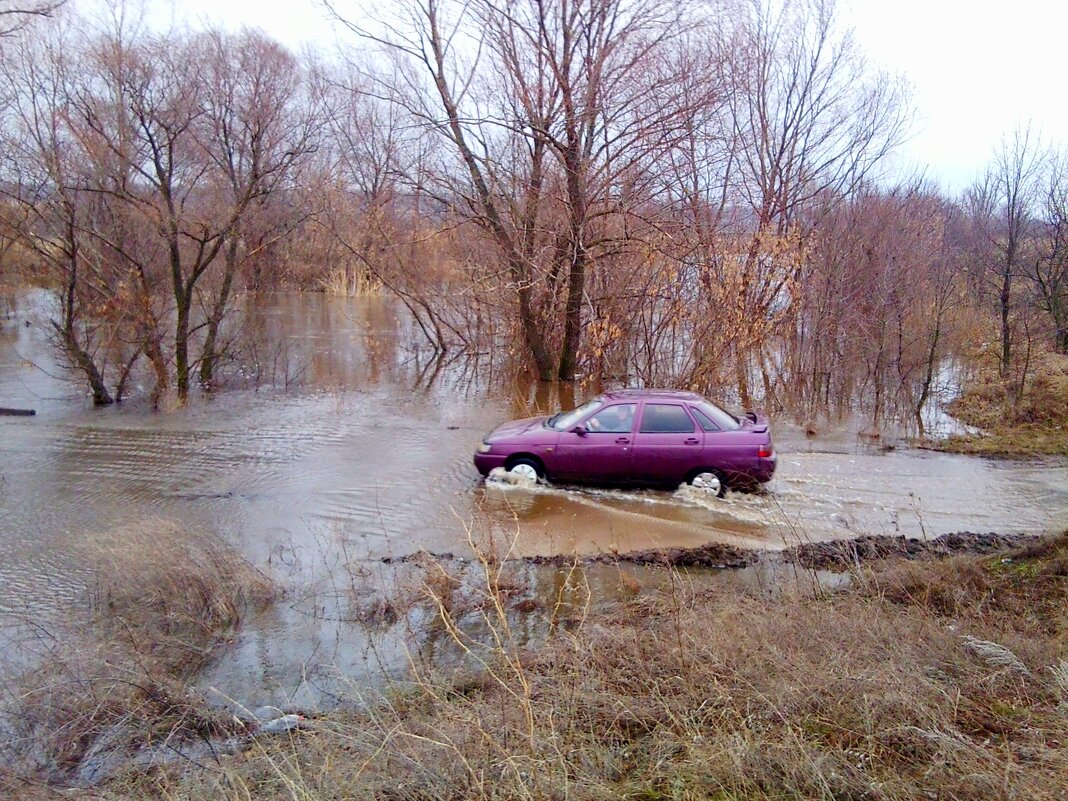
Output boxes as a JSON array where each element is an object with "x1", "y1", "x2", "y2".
[{"x1": 474, "y1": 389, "x2": 775, "y2": 496}]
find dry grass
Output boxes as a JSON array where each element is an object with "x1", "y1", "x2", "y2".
[
  {"x1": 938, "y1": 352, "x2": 1068, "y2": 455},
  {"x1": 86, "y1": 532, "x2": 1068, "y2": 801},
  {"x1": 83, "y1": 523, "x2": 276, "y2": 673},
  {"x1": 0, "y1": 521, "x2": 276, "y2": 788},
  {"x1": 320, "y1": 266, "x2": 383, "y2": 297}
]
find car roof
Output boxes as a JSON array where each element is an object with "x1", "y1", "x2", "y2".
[{"x1": 598, "y1": 388, "x2": 705, "y2": 403}]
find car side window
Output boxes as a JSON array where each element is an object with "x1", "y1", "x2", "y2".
[
  {"x1": 639, "y1": 404, "x2": 695, "y2": 433},
  {"x1": 585, "y1": 404, "x2": 636, "y2": 433},
  {"x1": 695, "y1": 400, "x2": 740, "y2": 431},
  {"x1": 691, "y1": 407, "x2": 721, "y2": 432}
]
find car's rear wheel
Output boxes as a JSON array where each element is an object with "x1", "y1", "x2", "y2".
[
  {"x1": 506, "y1": 456, "x2": 544, "y2": 482},
  {"x1": 689, "y1": 469, "x2": 727, "y2": 498}
]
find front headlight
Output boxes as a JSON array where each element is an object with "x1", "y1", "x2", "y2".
[{"x1": 477, "y1": 442, "x2": 493, "y2": 454}]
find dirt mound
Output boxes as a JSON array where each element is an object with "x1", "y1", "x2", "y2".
[
  {"x1": 786, "y1": 531, "x2": 1041, "y2": 570},
  {"x1": 385, "y1": 533, "x2": 1046, "y2": 573},
  {"x1": 526, "y1": 542, "x2": 756, "y2": 569},
  {"x1": 384, "y1": 543, "x2": 756, "y2": 569}
]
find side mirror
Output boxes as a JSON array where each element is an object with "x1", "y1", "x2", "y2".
[{"x1": 571, "y1": 425, "x2": 587, "y2": 437}]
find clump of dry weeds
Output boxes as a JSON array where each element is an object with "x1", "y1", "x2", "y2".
[
  {"x1": 0, "y1": 520, "x2": 276, "y2": 787},
  {"x1": 98, "y1": 533, "x2": 1067, "y2": 801},
  {"x1": 940, "y1": 352, "x2": 1068, "y2": 455},
  {"x1": 86, "y1": 522, "x2": 277, "y2": 672}
]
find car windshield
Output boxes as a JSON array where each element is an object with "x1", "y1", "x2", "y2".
[
  {"x1": 547, "y1": 398, "x2": 601, "y2": 431},
  {"x1": 694, "y1": 400, "x2": 740, "y2": 431}
]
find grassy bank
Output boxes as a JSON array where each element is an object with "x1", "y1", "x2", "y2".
[
  {"x1": 0, "y1": 521, "x2": 276, "y2": 791},
  {"x1": 12, "y1": 531, "x2": 1062, "y2": 801},
  {"x1": 936, "y1": 353, "x2": 1068, "y2": 456}
]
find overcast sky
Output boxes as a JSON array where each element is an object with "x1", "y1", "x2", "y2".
[{"x1": 141, "y1": 0, "x2": 1068, "y2": 193}]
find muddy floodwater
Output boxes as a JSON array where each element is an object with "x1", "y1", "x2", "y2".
[{"x1": 2, "y1": 290, "x2": 1066, "y2": 709}]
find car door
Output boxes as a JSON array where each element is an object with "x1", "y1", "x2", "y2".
[
  {"x1": 630, "y1": 402, "x2": 703, "y2": 484},
  {"x1": 690, "y1": 403, "x2": 756, "y2": 479},
  {"x1": 552, "y1": 403, "x2": 636, "y2": 482}
]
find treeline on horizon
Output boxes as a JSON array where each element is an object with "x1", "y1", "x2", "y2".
[{"x1": 0, "y1": 0, "x2": 1065, "y2": 425}]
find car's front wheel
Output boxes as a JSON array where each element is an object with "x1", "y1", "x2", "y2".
[
  {"x1": 689, "y1": 469, "x2": 727, "y2": 498},
  {"x1": 505, "y1": 456, "x2": 544, "y2": 482}
]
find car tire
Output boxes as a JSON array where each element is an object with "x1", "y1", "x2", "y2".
[
  {"x1": 689, "y1": 469, "x2": 727, "y2": 498},
  {"x1": 506, "y1": 456, "x2": 544, "y2": 482}
]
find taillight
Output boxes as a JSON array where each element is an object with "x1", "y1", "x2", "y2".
[{"x1": 757, "y1": 444, "x2": 773, "y2": 458}]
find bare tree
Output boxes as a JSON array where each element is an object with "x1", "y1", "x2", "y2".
[
  {"x1": 0, "y1": 20, "x2": 115, "y2": 403},
  {"x1": 912, "y1": 201, "x2": 966, "y2": 434},
  {"x1": 330, "y1": 0, "x2": 698, "y2": 380},
  {"x1": 7, "y1": 0, "x2": 1042, "y2": 435},
  {"x1": 0, "y1": 0, "x2": 63, "y2": 38},
  {"x1": 969, "y1": 128, "x2": 1043, "y2": 376},
  {"x1": 66, "y1": 28, "x2": 313, "y2": 403},
  {"x1": 1031, "y1": 152, "x2": 1068, "y2": 353},
  {"x1": 0, "y1": 0, "x2": 67, "y2": 289},
  {"x1": 195, "y1": 28, "x2": 318, "y2": 388},
  {"x1": 724, "y1": 0, "x2": 908, "y2": 404}
]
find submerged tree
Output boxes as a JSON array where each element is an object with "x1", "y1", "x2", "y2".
[
  {"x1": 1, "y1": 12, "x2": 316, "y2": 406},
  {"x1": 724, "y1": 0, "x2": 908, "y2": 405},
  {"x1": 194, "y1": 29, "x2": 318, "y2": 388},
  {"x1": 0, "y1": 19, "x2": 116, "y2": 403},
  {"x1": 331, "y1": 0, "x2": 700, "y2": 380},
  {"x1": 3, "y1": 0, "x2": 1062, "y2": 428}
]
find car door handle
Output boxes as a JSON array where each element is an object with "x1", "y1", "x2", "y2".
[
  {"x1": 615, "y1": 437, "x2": 630, "y2": 444},
  {"x1": 684, "y1": 438, "x2": 700, "y2": 445}
]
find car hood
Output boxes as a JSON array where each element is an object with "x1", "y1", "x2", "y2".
[{"x1": 485, "y1": 415, "x2": 551, "y2": 442}]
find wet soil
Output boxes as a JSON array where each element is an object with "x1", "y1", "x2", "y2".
[
  {"x1": 784, "y1": 530, "x2": 1045, "y2": 570},
  {"x1": 384, "y1": 530, "x2": 1048, "y2": 573},
  {"x1": 385, "y1": 541, "x2": 757, "y2": 569}
]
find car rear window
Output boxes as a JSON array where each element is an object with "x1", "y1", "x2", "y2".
[
  {"x1": 694, "y1": 401, "x2": 740, "y2": 431},
  {"x1": 639, "y1": 404, "x2": 695, "y2": 433},
  {"x1": 691, "y1": 407, "x2": 721, "y2": 431}
]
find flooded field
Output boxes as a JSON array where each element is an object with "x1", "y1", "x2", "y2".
[{"x1": 2, "y1": 290, "x2": 1066, "y2": 710}]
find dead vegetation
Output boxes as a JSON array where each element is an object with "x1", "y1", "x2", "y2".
[
  {"x1": 0, "y1": 521, "x2": 276, "y2": 788},
  {"x1": 938, "y1": 352, "x2": 1068, "y2": 455},
  {"x1": 56, "y1": 531, "x2": 1066, "y2": 801}
]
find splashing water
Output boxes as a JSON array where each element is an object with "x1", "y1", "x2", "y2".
[{"x1": 485, "y1": 466, "x2": 541, "y2": 489}]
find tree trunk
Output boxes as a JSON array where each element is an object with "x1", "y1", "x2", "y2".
[
  {"x1": 1000, "y1": 266, "x2": 1012, "y2": 377},
  {"x1": 915, "y1": 320, "x2": 942, "y2": 438},
  {"x1": 516, "y1": 273, "x2": 554, "y2": 381},
  {"x1": 75, "y1": 344, "x2": 112, "y2": 405},
  {"x1": 145, "y1": 337, "x2": 169, "y2": 410},
  {"x1": 115, "y1": 350, "x2": 141, "y2": 403},
  {"x1": 175, "y1": 296, "x2": 191, "y2": 403},
  {"x1": 53, "y1": 323, "x2": 112, "y2": 406},
  {"x1": 557, "y1": 244, "x2": 585, "y2": 381},
  {"x1": 201, "y1": 238, "x2": 239, "y2": 389},
  {"x1": 57, "y1": 240, "x2": 111, "y2": 405},
  {"x1": 760, "y1": 350, "x2": 775, "y2": 409},
  {"x1": 735, "y1": 355, "x2": 751, "y2": 409},
  {"x1": 557, "y1": 134, "x2": 587, "y2": 382}
]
